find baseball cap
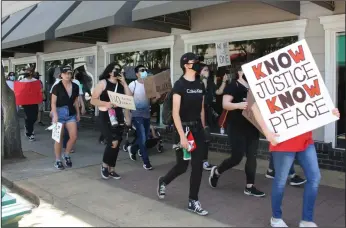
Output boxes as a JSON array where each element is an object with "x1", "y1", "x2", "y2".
[
  {"x1": 180, "y1": 52, "x2": 198, "y2": 69},
  {"x1": 34, "y1": 72, "x2": 41, "y2": 77},
  {"x1": 60, "y1": 65, "x2": 73, "y2": 73}
]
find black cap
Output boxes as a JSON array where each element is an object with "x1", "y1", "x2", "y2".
[
  {"x1": 180, "y1": 52, "x2": 198, "y2": 69},
  {"x1": 34, "y1": 72, "x2": 41, "y2": 77},
  {"x1": 60, "y1": 65, "x2": 73, "y2": 73}
]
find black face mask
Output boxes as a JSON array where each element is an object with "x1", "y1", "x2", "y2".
[{"x1": 189, "y1": 63, "x2": 201, "y2": 73}]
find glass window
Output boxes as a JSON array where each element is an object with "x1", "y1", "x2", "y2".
[
  {"x1": 14, "y1": 63, "x2": 36, "y2": 80},
  {"x1": 336, "y1": 33, "x2": 345, "y2": 148},
  {"x1": 192, "y1": 36, "x2": 298, "y2": 135},
  {"x1": 44, "y1": 55, "x2": 96, "y2": 117},
  {"x1": 110, "y1": 48, "x2": 171, "y2": 126}
]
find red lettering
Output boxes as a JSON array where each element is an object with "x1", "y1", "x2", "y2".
[
  {"x1": 266, "y1": 96, "x2": 282, "y2": 114},
  {"x1": 288, "y1": 45, "x2": 305, "y2": 64},
  {"x1": 252, "y1": 63, "x2": 267, "y2": 80},
  {"x1": 303, "y1": 79, "x2": 321, "y2": 98}
]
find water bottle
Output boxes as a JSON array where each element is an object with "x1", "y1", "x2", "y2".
[
  {"x1": 220, "y1": 127, "x2": 225, "y2": 134},
  {"x1": 108, "y1": 108, "x2": 118, "y2": 126}
]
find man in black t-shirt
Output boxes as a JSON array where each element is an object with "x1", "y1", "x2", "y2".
[{"x1": 157, "y1": 52, "x2": 209, "y2": 216}]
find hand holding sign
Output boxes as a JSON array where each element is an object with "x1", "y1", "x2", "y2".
[{"x1": 107, "y1": 91, "x2": 136, "y2": 110}]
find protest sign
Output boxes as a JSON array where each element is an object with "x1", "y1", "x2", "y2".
[
  {"x1": 242, "y1": 90, "x2": 264, "y2": 135},
  {"x1": 107, "y1": 91, "x2": 136, "y2": 110},
  {"x1": 14, "y1": 80, "x2": 43, "y2": 105},
  {"x1": 144, "y1": 70, "x2": 172, "y2": 98},
  {"x1": 241, "y1": 39, "x2": 339, "y2": 143},
  {"x1": 215, "y1": 41, "x2": 231, "y2": 67},
  {"x1": 52, "y1": 122, "x2": 63, "y2": 143}
]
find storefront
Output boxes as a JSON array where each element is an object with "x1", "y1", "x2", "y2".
[
  {"x1": 320, "y1": 14, "x2": 346, "y2": 148},
  {"x1": 9, "y1": 55, "x2": 37, "y2": 79}
]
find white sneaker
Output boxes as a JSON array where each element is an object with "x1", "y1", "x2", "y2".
[
  {"x1": 270, "y1": 217, "x2": 288, "y2": 227},
  {"x1": 299, "y1": 221, "x2": 318, "y2": 227}
]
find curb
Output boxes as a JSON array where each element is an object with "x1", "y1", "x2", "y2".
[{"x1": 2, "y1": 177, "x2": 40, "y2": 206}]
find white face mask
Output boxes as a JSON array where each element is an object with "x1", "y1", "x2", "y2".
[
  {"x1": 9, "y1": 76, "x2": 15, "y2": 81},
  {"x1": 140, "y1": 71, "x2": 148, "y2": 79}
]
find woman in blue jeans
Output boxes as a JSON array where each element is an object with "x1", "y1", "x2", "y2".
[
  {"x1": 253, "y1": 103, "x2": 340, "y2": 227},
  {"x1": 51, "y1": 66, "x2": 80, "y2": 170}
]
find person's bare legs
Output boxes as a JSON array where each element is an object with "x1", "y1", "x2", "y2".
[
  {"x1": 64, "y1": 121, "x2": 78, "y2": 155},
  {"x1": 54, "y1": 124, "x2": 65, "y2": 160}
]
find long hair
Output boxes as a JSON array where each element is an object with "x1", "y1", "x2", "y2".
[{"x1": 99, "y1": 62, "x2": 121, "y2": 80}]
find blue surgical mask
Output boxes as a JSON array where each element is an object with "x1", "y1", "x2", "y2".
[
  {"x1": 140, "y1": 71, "x2": 148, "y2": 79},
  {"x1": 9, "y1": 76, "x2": 15, "y2": 81}
]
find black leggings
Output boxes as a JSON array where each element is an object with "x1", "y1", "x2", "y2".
[
  {"x1": 23, "y1": 104, "x2": 38, "y2": 136},
  {"x1": 162, "y1": 124, "x2": 206, "y2": 201},
  {"x1": 99, "y1": 111, "x2": 123, "y2": 167},
  {"x1": 217, "y1": 126, "x2": 259, "y2": 184}
]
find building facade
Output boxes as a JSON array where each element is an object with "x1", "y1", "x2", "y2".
[{"x1": 2, "y1": 1, "x2": 345, "y2": 170}]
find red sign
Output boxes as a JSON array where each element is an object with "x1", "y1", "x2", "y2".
[
  {"x1": 187, "y1": 131, "x2": 197, "y2": 152},
  {"x1": 14, "y1": 80, "x2": 43, "y2": 105}
]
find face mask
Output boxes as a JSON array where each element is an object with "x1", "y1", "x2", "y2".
[
  {"x1": 140, "y1": 71, "x2": 148, "y2": 79},
  {"x1": 189, "y1": 63, "x2": 201, "y2": 73},
  {"x1": 9, "y1": 76, "x2": 15, "y2": 81}
]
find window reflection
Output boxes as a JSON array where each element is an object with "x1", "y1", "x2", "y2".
[{"x1": 193, "y1": 36, "x2": 298, "y2": 134}]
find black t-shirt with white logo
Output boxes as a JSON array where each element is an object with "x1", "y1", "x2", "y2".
[{"x1": 172, "y1": 76, "x2": 205, "y2": 123}]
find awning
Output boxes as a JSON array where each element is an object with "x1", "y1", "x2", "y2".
[
  {"x1": 2, "y1": 16, "x2": 10, "y2": 23},
  {"x1": 1, "y1": 5, "x2": 37, "y2": 40},
  {"x1": 55, "y1": 1, "x2": 171, "y2": 38},
  {"x1": 2, "y1": 1, "x2": 79, "y2": 49},
  {"x1": 132, "y1": 1, "x2": 300, "y2": 21},
  {"x1": 132, "y1": 1, "x2": 228, "y2": 21}
]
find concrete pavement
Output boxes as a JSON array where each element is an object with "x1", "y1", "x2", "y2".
[{"x1": 2, "y1": 121, "x2": 345, "y2": 227}]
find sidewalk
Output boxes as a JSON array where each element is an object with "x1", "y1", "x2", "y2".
[{"x1": 2, "y1": 121, "x2": 345, "y2": 227}]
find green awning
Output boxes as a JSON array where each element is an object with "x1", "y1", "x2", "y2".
[{"x1": 337, "y1": 35, "x2": 345, "y2": 65}]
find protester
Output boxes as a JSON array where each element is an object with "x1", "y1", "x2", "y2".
[
  {"x1": 34, "y1": 72, "x2": 46, "y2": 126},
  {"x1": 51, "y1": 66, "x2": 80, "y2": 170},
  {"x1": 91, "y1": 63, "x2": 131, "y2": 179},
  {"x1": 20, "y1": 67, "x2": 40, "y2": 141},
  {"x1": 209, "y1": 65, "x2": 265, "y2": 197},
  {"x1": 266, "y1": 154, "x2": 306, "y2": 186},
  {"x1": 50, "y1": 67, "x2": 85, "y2": 153},
  {"x1": 6, "y1": 72, "x2": 18, "y2": 112},
  {"x1": 127, "y1": 65, "x2": 160, "y2": 170},
  {"x1": 157, "y1": 52, "x2": 209, "y2": 216},
  {"x1": 251, "y1": 103, "x2": 340, "y2": 227}
]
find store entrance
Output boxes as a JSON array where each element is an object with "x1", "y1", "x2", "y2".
[{"x1": 336, "y1": 33, "x2": 345, "y2": 148}]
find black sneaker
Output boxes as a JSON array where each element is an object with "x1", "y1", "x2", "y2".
[
  {"x1": 203, "y1": 161, "x2": 214, "y2": 171},
  {"x1": 109, "y1": 171, "x2": 121, "y2": 180},
  {"x1": 188, "y1": 199, "x2": 208, "y2": 216},
  {"x1": 244, "y1": 186, "x2": 265, "y2": 197},
  {"x1": 289, "y1": 174, "x2": 306, "y2": 186},
  {"x1": 143, "y1": 163, "x2": 153, "y2": 170},
  {"x1": 101, "y1": 166, "x2": 109, "y2": 179},
  {"x1": 38, "y1": 122, "x2": 45, "y2": 126},
  {"x1": 209, "y1": 166, "x2": 220, "y2": 188},
  {"x1": 62, "y1": 155, "x2": 72, "y2": 168},
  {"x1": 54, "y1": 161, "x2": 64, "y2": 170},
  {"x1": 28, "y1": 135, "x2": 35, "y2": 142},
  {"x1": 265, "y1": 169, "x2": 275, "y2": 179},
  {"x1": 157, "y1": 176, "x2": 166, "y2": 199},
  {"x1": 128, "y1": 146, "x2": 136, "y2": 161}
]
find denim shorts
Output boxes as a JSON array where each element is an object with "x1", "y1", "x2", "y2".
[{"x1": 56, "y1": 106, "x2": 76, "y2": 124}]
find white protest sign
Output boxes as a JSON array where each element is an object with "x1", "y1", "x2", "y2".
[
  {"x1": 107, "y1": 91, "x2": 136, "y2": 110},
  {"x1": 241, "y1": 39, "x2": 339, "y2": 143},
  {"x1": 52, "y1": 122, "x2": 63, "y2": 143},
  {"x1": 215, "y1": 41, "x2": 231, "y2": 67}
]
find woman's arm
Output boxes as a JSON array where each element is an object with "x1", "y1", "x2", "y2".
[
  {"x1": 172, "y1": 94, "x2": 185, "y2": 138},
  {"x1": 215, "y1": 80, "x2": 227, "y2": 95},
  {"x1": 122, "y1": 82, "x2": 132, "y2": 96},
  {"x1": 222, "y1": 94, "x2": 243, "y2": 111},
  {"x1": 51, "y1": 94, "x2": 58, "y2": 122},
  {"x1": 201, "y1": 96, "x2": 206, "y2": 128},
  {"x1": 90, "y1": 81, "x2": 109, "y2": 107},
  {"x1": 74, "y1": 96, "x2": 81, "y2": 120}
]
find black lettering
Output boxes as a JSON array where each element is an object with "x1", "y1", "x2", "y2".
[
  {"x1": 292, "y1": 87, "x2": 306, "y2": 103},
  {"x1": 268, "y1": 116, "x2": 281, "y2": 133},
  {"x1": 281, "y1": 109, "x2": 297, "y2": 129},
  {"x1": 272, "y1": 75, "x2": 286, "y2": 92},
  {"x1": 305, "y1": 103, "x2": 317, "y2": 118},
  {"x1": 295, "y1": 107, "x2": 309, "y2": 123},
  {"x1": 313, "y1": 97, "x2": 329, "y2": 115},
  {"x1": 263, "y1": 80, "x2": 276, "y2": 96},
  {"x1": 293, "y1": 66, "x2": 306, "y2": 82},
  {"x1": 278, "y1": 91, "x2": 294, "y2": 109},
  {"x1": 278, "y1": 53, "x2": 292, "y2": 68},
  {"x1": 301, "y1": 62, "x2": 317, "y2": 80},
  {"x1": 255, "y1": 81, "x2": 267, "y2": 99},
  {"x1": 264, "y1": 57, "x2": 280, "y2": 74}
]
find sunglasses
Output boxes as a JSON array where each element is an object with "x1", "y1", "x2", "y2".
[{"x1": 139, "y1": 69, "x2": 147, "y2": 72}]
